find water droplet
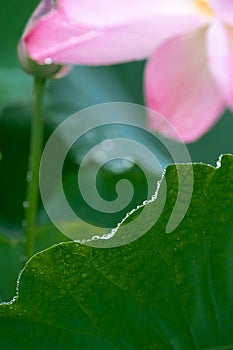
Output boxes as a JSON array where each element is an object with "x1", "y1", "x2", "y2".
[
  {"x1": 22, "y1": 201, "x2": 29, "y2": 209},
  {"x1": 44, "y1": 57, "x2": 52, "y2": 65},
  {"x1": 26, "y1": 171, "x2": 32, "y2": 182},
  {"x1": 92, "y1": 235, "x2": 100, "y2": 241}
]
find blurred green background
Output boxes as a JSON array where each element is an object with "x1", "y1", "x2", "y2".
[{"x1": 1, "y1": 0, "x2": 233, "y2": 300}]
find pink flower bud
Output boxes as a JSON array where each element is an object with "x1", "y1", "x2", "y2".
[{"x1": 18, "y1": 0, "x2": 69, "y2": 79}]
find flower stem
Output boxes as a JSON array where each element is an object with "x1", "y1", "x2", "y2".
[{"x1": 24, "y1": 77, "x2": 46, "y2": 260}]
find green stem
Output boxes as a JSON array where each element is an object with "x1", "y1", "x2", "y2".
[{"x1": 24, "y1": 77, "x2": 46, "y2": 260}]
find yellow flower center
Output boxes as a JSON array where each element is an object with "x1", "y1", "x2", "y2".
[{"x1": 195, "y1": 0, "x2": 214, "y2": 16}]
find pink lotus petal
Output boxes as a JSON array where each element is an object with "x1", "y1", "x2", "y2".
[
  {"x1": 206, "y1": 20, "x2": 233, "y2": 108},
  {"x1": 58, "y1": 0, "x2": 202, "y2": 25},
  {"x1": 25, "y1": 11, "x2": 101, "y2": 64},
  {"x1": 210, "y1": 0, "x2": 233, "y2": 24},
  {"x1": 25, "y1": 1, "x2": 203, "y2": 65},
  {"x1": 23, "y1": 0, "x2": 54, "y2": 35},
  {"x1": 144, "y1": 29, "x2": 225, "y2": 142}
]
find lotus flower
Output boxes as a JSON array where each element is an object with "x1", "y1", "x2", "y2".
[{"x1": 21, "y1": 0, "x2": 233, "y2": 141}]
